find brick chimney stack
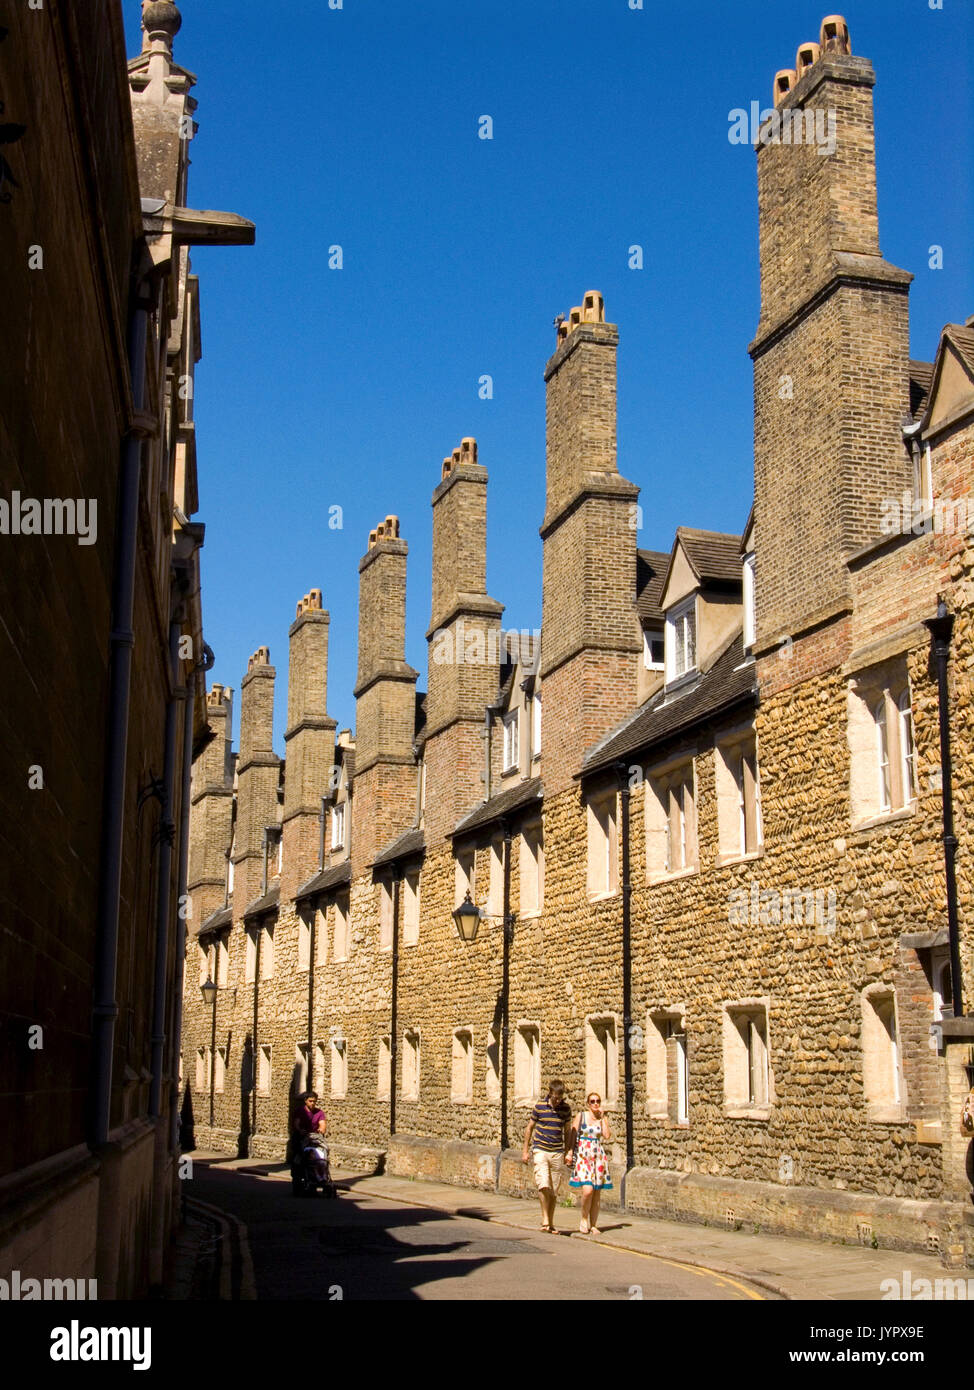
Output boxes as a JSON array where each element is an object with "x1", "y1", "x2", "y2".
[
  {"x1": 233, "y1": 647, "x2": 280, "y2": 912},
  {"x1": 188, "y1": 684, "x2": 234, "y2": 923},
  {"x1": 425, "y1": 438, "x2": 504, "y2": 839},
  {"x1": 750, "y1": 15, "x2": 913, "y2": 658},
  {"x1": 281, "y1": 591, "x2": 336, "y2": 901},
  {"x1": 352, "y1": 518, "x2": 419, "y2": 873},
  {"x1": 541, "y1": 291, "x2": 641, "y2": 794}
]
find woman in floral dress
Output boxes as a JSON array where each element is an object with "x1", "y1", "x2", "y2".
[{"x1": 568, "y1": 1092, "x2": 612, "y2": 1234}]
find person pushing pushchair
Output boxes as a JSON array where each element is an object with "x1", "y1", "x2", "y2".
[{"x1": 290, "y1": 1090, "x2": 336, "y2": 1197}]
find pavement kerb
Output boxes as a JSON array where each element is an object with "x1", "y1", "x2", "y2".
[{"x1": 341, "y1": 1172, "x2": 798, "y2": 1300}]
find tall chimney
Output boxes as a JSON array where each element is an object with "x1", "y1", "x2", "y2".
[
  {"x1": 188, "y1": 684, "x2": 234, "y2": 923},
  {"x1": 281, "y1": 591, "x2": 336, "y2": 901},
  {"x1": 233, "y1": 647, "x2": 279, "y2": 912},
  {"x1": 749, "y1": 15, "x2": 912, "y2": 663},
  {"x1": 424, "y1": 438, "x2": 504, "y2": 839},
  {"x1": 540, "y1": 291, "x2": 641, "y2": 794},
  {"x1": 352, "y1": 518, "x2": 419, "y2": 874}
]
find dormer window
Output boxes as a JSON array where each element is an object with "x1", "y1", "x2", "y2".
[
  {"x1": 665, "y1": 597, "x2": 697, "y2": 683},
  {"x1": 331, "y1": 802, "x2": 346, "y2": 850},
  {"x1": 642, "y1": 627, "x2": 664, "y2": 672},
  {"x1": 742, "y1": 552, "x2": 756, "y2": 650},
  {"x1": 502, "y1": 709, "x2": 519, "y2": 773}
]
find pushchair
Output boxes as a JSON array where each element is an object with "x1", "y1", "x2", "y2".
[{"x1": 290, "y1": 1135, "x2": 338, "y2": 1198}]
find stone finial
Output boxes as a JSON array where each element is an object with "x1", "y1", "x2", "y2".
[
  {"x1": 141, "y1": 0, "x2": 182, "y2": 54},
  {"x1": 247, "y1": 646, "x2": 270, "y2": 672},
  {"x1": 773, "y1": 69, "x2": 797, "y2": 106},
  {"x1": 820, "y1": 15, "x2": 850, "y2": 55},
  {"x1": 796, "y1": 41, "x2": 821, "y2": 78}
]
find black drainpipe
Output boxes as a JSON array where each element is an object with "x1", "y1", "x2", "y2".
[
  {"x1": 90, "y1": 269, "x2": 152, "y2": 1149},
  {"x1": 925, "y1": 600, "x2": 964, "y2": 1018},
  {"x1": 500, "y1": 822, "x2": 513, "y2": 1153},
  {"x1": 149, "y1": 617, "x2": 182, "y2": 1120},
  {"x1": 390, "y1": 873, "x2": 401, "y2": 1137},
  {"x1": 616, "y1": 763, "x2": 636, "y2": 1183}
]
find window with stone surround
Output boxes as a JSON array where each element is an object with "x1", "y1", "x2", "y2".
[
  {"x1": 197, "y1": 941, "x2": 208, "y2": 985},
  {"x1": 244, "y1": 927, "x2": 257, "y2": 984},
  {"x1": 331, "y1": 801, "x2": 346, "y2": 851},
  {"x1": 587, "y1": 790, "x2": 619, "y2": 899},
  {"x1": 488, "y1": 837, "x2": 504, "y2": 917},
  {"x1": 585, "y1": 1015, "x2": 619, "y2": 1105},
  {"x1": 646, "y1": 1010, "x2": 689, "y2": 1124},
  {"x1": 257, "y1": 1044, "x2": 271, "y2": 1096},
  {"x1": 402, "y1": 1029, "x2": 421, "y2": 1101},
  {"x1": 486, "y1": 1026, "x2": 501, "y2": 1102},
  {"x1": 216, "y1": 935, "x2": 229, "y2": 987},
  {"x1": 297, "y1": 912, "x2": 312, "y2": 972},
  {"x1": 930, "y1": 948, "x2": 952, "y2": 1022},
  {"x1": 502, "y1": 709, "x2": 519, "y2": 774},
  {"x1": 314, "y1": 1042, "x2": 326, "y2": 1093},
  {"x1": 214, "y1": 1047, "x2": 226, "y2": 1094},
  {"x1": 195, "y1": 1046, "x2": 207, "y2": 1092},
  {"x1": 665, "y1": 596, "x2": 697, "y2": 683},
  {"x1": 379, "y1": 880, "x2": 393, "y2": 952},
  {"x1": 847, "y1": 663, "x2": 918, "y2": 825},
  {"x1": 315, "y1": 905, "x2": 328, "y2": 966},
  {"x1": 645, "y1": 759, "x2": 697, "y2": 880},
  {"x1": 295, "y1": 1043, "x2": 309, "y2": 1094},
  {"x1": 514, "y1": 1022, "x2": 541, "y2": 1104},
  {"x1": 403, "y1": 869, "x2": 421, "y2": 946},
  {"x1": 862, "y1": 986, "x2": 904, "y2": 1121},
  {"x1": 715, "y1": 732, "x2": 763, "y2": 861},
  {"x1": 259, "y1": 924, "x2": 274, "y2": 980},
  {"x1": 519, "y1": 820, "x2": 544, "y2": 916},
  {"x1": 330, "y1": 1033, "x2": 348, "y2": 1099},
  {"x1": 723, "y1": 1001, "x2": 772, "y2": 1116},
  {"x1": 531, "y1": 692, "x2": 542, "y2": 757},
  {"x1": 377, "y1": 1035, "x2": 391, "y2": 1101},
  {"x1": 455, "y1": 845, "x2": 476, "y2": 909},
  {"x1": 333, "y1": 895, "x2": 350, "y2": 962},
  {"x1": 451, "y1": 1028, "x2": 474, "y2": 1103}
]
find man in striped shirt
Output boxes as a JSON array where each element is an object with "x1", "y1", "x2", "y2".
[{"x1": 522, "y1": 1079, "x2": 572, "y2": 1232}]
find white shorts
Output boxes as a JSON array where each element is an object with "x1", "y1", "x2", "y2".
[{"x1": 533, "y1": 1149, "x2": 565, "y2": 1192}]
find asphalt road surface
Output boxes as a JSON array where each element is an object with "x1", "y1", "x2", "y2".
[{"x1": 188, "y1": 1158, "x2": 769, "y2": 1301}]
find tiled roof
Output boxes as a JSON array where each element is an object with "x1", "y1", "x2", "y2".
[
  {"x1": 580, "y1": 633, "x2": 757, "y2": 777},
  {"x1": 909, "y1": 359, "x2": 934, "y2": 419},
  {"x1": 243, "y1": 884, "x2": 280, "y2": 920},
  {"x1": 453, "y1": 776, "x2": 543, "y2": 837},
  {"x1": 193, "y1": 905, "x2": 232, "y2": 939},
  {"x1": 294, "y1": 860, "x2": 352, "y2": 903},
  {"x1": 636, "y1": 550, "x2": 669, "y2": 623},
  {"x1": 372, "y1": 827, "x2": 426, "y2": 869},
  {"x1": 676, "y1": 528, "x2": 743, "y2": 586},
  {"x1": 944, "y1": 324, "x2": 974, "y2": 376}
]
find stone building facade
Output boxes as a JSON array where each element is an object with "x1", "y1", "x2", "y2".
[
  {"x1": 184, "y1": 16, "x2": 974, "y2": 1260},
  {"x1": 0, "y1": 2, "x2": 252, "y2": 1296}
]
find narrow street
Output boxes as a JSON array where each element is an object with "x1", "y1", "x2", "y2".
[{"x1": 183, "y1": 1157, "x2": 770, "y2": 1302}]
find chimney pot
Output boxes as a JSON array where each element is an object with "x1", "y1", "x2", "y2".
[
  {"x1": 581, "y1": 291, "x2": 605, "y2": 323},
  {"x1": 442, "y1": 457, "x2": 452, "y2": 479},
  {"x1": 773, "y1": 69, "x2": 797, "y2": 105},
  {"x1": 820, "y1": 15, "x2": 850, "y2": 55},
  {"x1": 796, "y1": 41, "x2": 821, "y2": 77},
  {"x1": 460, "y1": 437, "x2": 477, "y2": 464}
]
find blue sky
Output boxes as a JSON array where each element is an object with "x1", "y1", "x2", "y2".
[{"x1": 124, "y1": 0, "x2": 973, "y2": 747}]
